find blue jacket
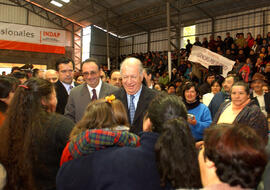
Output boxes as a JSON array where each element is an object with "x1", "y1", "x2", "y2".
[
  {"x1": 57, "y1": 132, "x2": 165, "y2": 190},
  {"x1": 188, "y1": 103, "x2": 212, "y2": 141}
]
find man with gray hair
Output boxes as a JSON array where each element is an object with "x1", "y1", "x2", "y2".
[
  {"x1": 44, "y1": 69, "x2": 58, "y2": 83},
  {"x1": 114, "y1": 57, "x2": 156, "y2": 134}
]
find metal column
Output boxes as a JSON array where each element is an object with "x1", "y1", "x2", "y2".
[
  {"x1": 166, "y1": 1, "x2": 172, "y2": 81},
  {"x1": 147, "y1": 31, "x2": 151, "y2": 52},
  {"x1": 106, "y1": 10, "x2": 110, "y2": 70},
  {"x1": 132, "y1": 36, "x2": 134, "y2": 54},
  {"x1": 72, "y1": 24, "x2": 75, "y2": 62},
  {"x1": 211, "y1": 18, "x2": 215, "y2": 36},
  {"x1": 263, "y1": 11, "x2": 266, "y2": 37}
]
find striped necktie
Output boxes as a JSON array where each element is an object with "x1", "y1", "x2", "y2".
[
  {"x1": 92, "y1": 89, "x2": 97, "y2": 101},
  {"x1": 129, "y1": 95, "x2": 135, "y2": 124}
]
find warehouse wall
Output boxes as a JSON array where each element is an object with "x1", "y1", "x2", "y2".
[
  {"x1": 120, "y1": 29, "x2": 177, "y2": 55},
  {"x1": 0, "y1": 0, "x2": 73, "y2": 69},
  {"x1": 120, "y1": 5, "x2": 270, "y2": 54},
  {"x1": 195, "y1": 7, "x2": 270, "y2": 42},
  {"x1": 90, "y1": 26, "x2": 119, "y2": 70}
]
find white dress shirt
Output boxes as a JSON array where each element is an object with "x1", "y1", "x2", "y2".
[{"x1": 86, "y1": 79, "x2": 102, "y2": 99}]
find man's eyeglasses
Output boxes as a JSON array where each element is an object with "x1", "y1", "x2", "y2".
[{"x1": 82, "y1": 71, "x2": 98, "y2": 77}]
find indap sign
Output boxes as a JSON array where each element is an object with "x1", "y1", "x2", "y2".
[
  {"x1": 41, "y1": 30, "x2": 65, "y2": 44},
  {"x1": 0, "y1": 22, "x2": 66, "y2": 54},
  {"x1": 43, "y1": 31, "x2": 61, "y2": 38}
]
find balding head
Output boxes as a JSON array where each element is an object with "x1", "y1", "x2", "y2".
[
  {"x1": 45, "y1": 69, "x2": 58, "y2": 83},
  {"x1": 120, "y1": 57, "x2": 143, "y2": 95},
  {"x1": 120, "y1": 57, "x2": 143, "y2": 76}
]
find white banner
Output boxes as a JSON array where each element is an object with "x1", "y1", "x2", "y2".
[
  {"x1": 0, "y1": 22, "x2": 66, "y2": 46},
  {"x1": 188, "y1": 46, "x2": 235, "y2": 77}
]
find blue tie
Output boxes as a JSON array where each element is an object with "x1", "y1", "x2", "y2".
[{"x1": 129, "y1": 95, "x2": 135, "y2": 124}]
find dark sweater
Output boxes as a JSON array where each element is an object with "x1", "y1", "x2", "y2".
[
  {"x1": 57, "y1": 132, "x2": 165, "y2": 190},
  {"x1": 32, "y1": 114, "x2": 74, "y2": 190},
  {"x1": 212, "y1": 100, "x2": 268, "y2": 144}
]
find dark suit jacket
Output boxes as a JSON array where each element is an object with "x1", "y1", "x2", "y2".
[
  {"x1": 55, "y1": 80, "x2": 69, "y2": 114},
  {"x1": 208, "y1": 91, "x2": 230, "y2": 119},
  {"x1": 250, "y1": 92, "x2": 270, "y2": 114},
  {"x1": 114, "y1": 85, "x2": 157, "y2": 135},
  {"x1": 64, "y1": 82, "x2": 118, "y2": 123}
]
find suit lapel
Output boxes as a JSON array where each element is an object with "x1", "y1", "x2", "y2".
[
  {"x1": 133, "y1": 86, "x2": 147, "y2": 123},
  {"x1": 81, "y1": 83, "x2": 91, "y2": 103},
  {"x1": 119, "y1": 88, "x2": 129, "y2": 121},
  {"x1": 58, "y1": 81, "x2": 68, "y2": 97},
  {"x1": 264, "y1": 93, "x2": 270, "y2": 112},
  {"x1": 99, "y1": 82, "x2": 106, "y2": 98}
]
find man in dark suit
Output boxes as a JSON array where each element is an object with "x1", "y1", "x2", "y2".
[
  {"x1": 115, "y1": 57, "x2": 156, "y2": 135},
  {"x1": 55, "y1": 57, "x2": 76, "y2": 114},
  {"x1": 64, "y1": 58, "x2": 118, "y2": 123}
]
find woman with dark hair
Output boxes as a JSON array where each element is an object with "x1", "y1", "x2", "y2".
[
  {"x1": 183, "y1": 82, "x2": 212, "y2": 141},
  {"x1": 184, "y1": 62, "x2": 192, "y2": 80},
  {"x1": 212, "y1": 81, "x2": 268, "y2": 143},
  {"x1": 199, "y1": 73, "x2": 215, "y2": 96},
  {"x1": 0, "y1": 76, "x2": 19, "y2": 126},
  {"x1": 0, "y1": 78, "x2": 74, "y2": 190},
  {"x1": 246, "y1": 32, "x2": 254, "y2": 48},
  {"x1": 57, "y1": 93, "x2": 202, "y2": 190},
  {"x1": 155, "y1": 118, "x2": 201, "y2": 188},
  {"x1": 167, "y1": 83, "x2": 176, "y2": 94},
  {"x1": 202, "y1": 79, "x2": 221, "y2": 106},
  {"x1": 256, "y1": 34, "x2": 263, "y2": 45},
  {"x1": 0, "y1": 76, "x2": 19, "y2": 189},
  {"x1": 199, "y1": 123, "x2": 267, "y2": 189},
  {"x1": 230, "y1": 43, "x2": 238, "y2": 56}
]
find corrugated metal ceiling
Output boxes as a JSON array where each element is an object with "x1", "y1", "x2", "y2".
[{"x1": 21, "y1": 0, "x2": 270, "y2": 37}]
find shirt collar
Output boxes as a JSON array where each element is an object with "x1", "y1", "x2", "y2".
[
  {"x1": 86, "y1": 79, "x2": 103, "y2": 98},
  {"x1": 253, "y1": 91, "x2": 264, "y2": 97},
  {"x1": 129, "y1": 85, "x2": 142, "y2": 98},
  {"x1": 61, "y1": 81, "x2": 75, "y2": 94}
]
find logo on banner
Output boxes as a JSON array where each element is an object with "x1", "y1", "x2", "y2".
[{"x1": 41, "y1": 31, "x2": 61, "y2": 43}]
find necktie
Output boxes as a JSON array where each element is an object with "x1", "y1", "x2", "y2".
[
  {"x1": 68, "y1": 85, "x2": 73, "y2": 94},
  {"x1": 129, "y1": 95, "x2": 135, "y2": 124},
  {"x1": 92, "y1": 89, "x2": 97, "y2": 101}
]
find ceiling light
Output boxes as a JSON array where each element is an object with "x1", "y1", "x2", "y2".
[
  {"x1": 50, "y1": 0, "x2": 63, "y2": 7},
  {"x1": 60, "y1": 0, "x2": 70, "y2": 3}
]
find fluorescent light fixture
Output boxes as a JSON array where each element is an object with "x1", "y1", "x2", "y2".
[
  {"x1": 60, "y1": 0, "x2": 70, "y2": 3},
  {"x1": 50, "y1": 0, "x2": 63, "y2": 7},
  {"x1": 93, "y1": 25, "x2": 118, "y2": 37}
]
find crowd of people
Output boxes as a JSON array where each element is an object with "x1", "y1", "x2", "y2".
[{"x1": 0, "y1": 30, "x2": 269, "y2": 190}]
